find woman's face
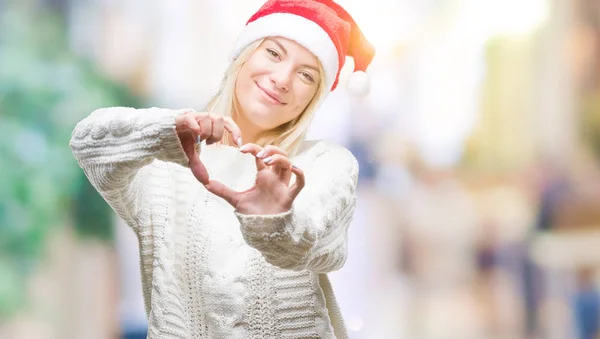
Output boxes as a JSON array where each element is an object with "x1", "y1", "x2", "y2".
[{"x1": 234, "y1": 37, "x2": 321, "y2": 133}]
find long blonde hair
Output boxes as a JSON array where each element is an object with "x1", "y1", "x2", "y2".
[{"x1": 204, "y1": 38, "x2": 327, "y2": 157}]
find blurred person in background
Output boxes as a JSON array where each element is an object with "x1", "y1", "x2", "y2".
[
  {"x1": 573, "y1": 268, "x2": 600, "y2": 339},
  {"x1": 69, "y1": 0, "x2": 374, "y2": 338}
]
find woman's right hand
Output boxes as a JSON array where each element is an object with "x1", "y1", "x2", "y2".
[{"x1": 175, "y1": 111, "x2": 242, "y2": 185}]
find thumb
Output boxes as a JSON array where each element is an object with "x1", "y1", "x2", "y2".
[
  {"x1": 204, "y1": 180, "x2": 239, "y2": 207},
  {"x1": 188, "y1": 149, "x2": 209, "y2": 185}
]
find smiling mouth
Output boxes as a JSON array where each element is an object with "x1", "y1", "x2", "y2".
[{"x1": 256, "y1": 82, "x2": 285, "y2": 105}]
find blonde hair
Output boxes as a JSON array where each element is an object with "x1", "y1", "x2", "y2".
[{"x1": 204, "y1": 38, "x2": 327, "y2": 157}]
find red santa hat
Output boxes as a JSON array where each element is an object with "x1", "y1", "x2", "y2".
[{"x1": 230, "y1": 0, "x2": 375, "y2": 97}]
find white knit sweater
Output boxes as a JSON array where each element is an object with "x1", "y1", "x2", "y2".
[{"x1": 69, "y1": 107, "x2": 358, "y2": 339}]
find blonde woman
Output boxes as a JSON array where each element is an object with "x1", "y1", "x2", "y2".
[{"x1": 70, "y1": 0, "x2": 374, "y2": 337}]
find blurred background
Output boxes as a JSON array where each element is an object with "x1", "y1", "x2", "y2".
[{"x1": 1, "y1": 0, "x2": 600, "y2": 338}]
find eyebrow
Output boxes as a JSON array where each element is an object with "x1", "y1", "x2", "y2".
[
  {"x1": 270, "y1": 38, "x2": 288, "y2": 56},
  {"x1": 268, "y1": 38, "x2": 319, "y2": 73}
]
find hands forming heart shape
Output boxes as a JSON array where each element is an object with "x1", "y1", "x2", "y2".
[{"x1": 176, "y1": 110, "x2": 305, "y2": 215}]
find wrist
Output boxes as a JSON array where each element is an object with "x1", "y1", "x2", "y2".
[{"x1": 235, "y1": 201, "x2": 292, "y2": 216}]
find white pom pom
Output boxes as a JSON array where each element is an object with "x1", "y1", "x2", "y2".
[{"x1": 346, "y1": 71, "x2": 370, "y2": 97}]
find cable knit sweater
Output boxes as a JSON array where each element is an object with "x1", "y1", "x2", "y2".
[{"x1": 69, "y1": 107, "x2": 358, "y2": 339}]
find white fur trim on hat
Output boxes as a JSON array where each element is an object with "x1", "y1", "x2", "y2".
[{"x1": 230, "y1": 13, "x2": 339, "y2": 91}]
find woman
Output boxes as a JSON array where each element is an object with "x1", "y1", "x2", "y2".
[{"x1": 70, "y1": 0, "x2": 374, "y2": 337}]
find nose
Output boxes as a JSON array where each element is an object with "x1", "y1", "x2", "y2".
[{"x1": 270, "y1": 66, "x2": 292, "y2": 92}]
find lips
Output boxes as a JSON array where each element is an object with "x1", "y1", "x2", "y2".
[{"x1": 256, "y1": 82, "x2": 285, "y2": 105}]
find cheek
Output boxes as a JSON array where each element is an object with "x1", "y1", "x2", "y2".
[
  {"x1": 235, "y1": 66, "x2": 254, "y2": 104},
  {"x1": 236, "y1": 57, "x2": 268, "y2": 98},
  {"x1": 294, "y1": 86, "x2": 318, "y2": 110},
  {"x1": 240, "y1": 66, "x2": 252, "y2": 87},
  {"x1": 282, "y1": 86, "x2": 317, "y2": 121}
]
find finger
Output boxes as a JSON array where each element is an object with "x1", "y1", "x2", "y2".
[
  {"x1": 289, "y1": 165, "x2": 305, "y2": 200},
  {"x1": 239, "y1": 143, "x2": 267, "y2": 171},
  {"x1": 206, "y1": 115, "x2": 224, "y2": 145},
  {"x1": 178, "y1": 132, "x2": 197, "y2": 161},
  {"x1": 189, "y1": 154, "x2": 209, "y2": 185},
  {"x1": 281, "y1": 168, "x2": 292, "y2": 184},
  {"x1": 257, "y1": 145, "x2": 287, "y2": 159},
  {"x1": 182, "y1": 110, "x2": 196, "y2": 117},
  {"x1": 264, "y1": 154, "x2": 292, "y2": 183},
  {"x1": 177, "y1": 114, "x2": 202, "y2": 137},
  {"x1": 254, "y1": 156, "x2": 267, "y2": 172},
  {"x1": 263, "y1": 154, "x2": 291, "y2": 169},
  {"x1": 239, "y1": 143, "x2": 263, "y2": 155},
  {"x1": 223, "y1": 117, "x2": 243, "y2": 147},
  {"x1": 196, "y1": 115, "x2": 212, "y2": 141},
  {"x1": 179, "y1": 117, "x2": 201, "y2": 160},
  {"x1": 204, "y1": 179, "x2": 239, "y2": 207}
]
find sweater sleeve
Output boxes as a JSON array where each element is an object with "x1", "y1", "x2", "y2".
[
  {"x1": 69, "y1": 106, "x2": 191, "y2": 231},
  {"x1": 234, "y1": 144, "x2": 359, "y2": 273}
]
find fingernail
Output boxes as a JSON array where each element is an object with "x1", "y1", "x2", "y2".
[
  {"x1": 196, "y1": 135, "x2": 201, "y2": 144},
  {"x1": 239, "y1": 145, "x2": 249, "y2": 152},
  {"x1": 257, "y1": 150, "x2": 266, "y2": 158},
  {"x1": 263, "y1": 156, "x2": 273, "y2": 163},
  {"x1": 292, "y1": 164, "x2": 299, "y2": 169},
  {"x1": 237, "y1": 137, "x2": 242, "y2": 147}
]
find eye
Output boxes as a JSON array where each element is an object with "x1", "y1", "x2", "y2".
[
  {"x1": 300, "y1": 71, "x2": 315, "y2": 83},
  {"x1": 266, "y1": 48, "x2": 280, "y2": 59}
]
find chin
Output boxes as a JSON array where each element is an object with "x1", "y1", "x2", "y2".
[{"x1": 242, "y1": 105, "x2": 279, "y2": 130}]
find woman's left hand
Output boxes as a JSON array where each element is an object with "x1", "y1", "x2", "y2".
[{"x1": 204, "y1": 144, "x2": 305, "y2": 215}]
